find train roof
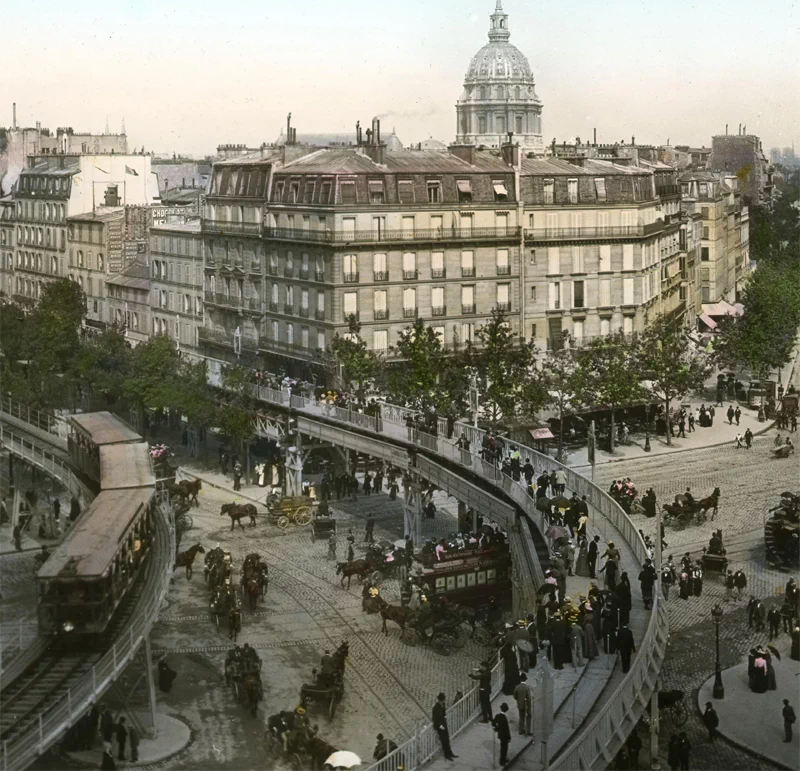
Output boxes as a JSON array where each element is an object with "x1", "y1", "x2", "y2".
[
  {"x1": 37, "y1": 488, "x2": 154, "y2": 580},
  {"x1": 99, "y1": 444, "x2": 155, "y2": 489},
  {"x1": 69, "y1": 412, "x2": 142, "y2": 445}
]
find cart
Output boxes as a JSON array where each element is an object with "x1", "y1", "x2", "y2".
[
  {"x1": 265, "y1": 495, "x2": 316, "y2": 529},
  {"x1": 311, "y1": 515, "x2": 336, "y2": 543}
]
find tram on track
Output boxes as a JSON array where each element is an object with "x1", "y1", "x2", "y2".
[{"x1": 37, "y1": 413, "x2": 157, "y2": 638}]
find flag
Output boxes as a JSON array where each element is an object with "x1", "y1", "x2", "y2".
[
  {"x1": 125, "y1": 166, "x2": 138, "y2": 176},
  {"x1": 94, "y1": 166, "x2": 108, "y2": 174}
]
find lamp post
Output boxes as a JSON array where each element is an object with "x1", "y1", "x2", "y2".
[
  {"x1": 711, "y1": 604, "x2": 724, "y2": 699},
  {"x1": 644, "y1": 403, "x2": 652, "y2": 452}
]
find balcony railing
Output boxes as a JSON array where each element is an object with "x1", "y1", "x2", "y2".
[
  {"x1": 263, "y1": 225, "x2": 521, "y2": 245},
  {"x1": 431, "y1": 268, "x2": 446, "y2": 279},
  {"x1": 315, "y1": 309, "x2": 326, "y2": 321},
  {"x1": 283, "y1": 304, "x2": 294, "y2": 315},
  {"x1": 202, "y1": 219, "x2": 261, "y2": 237},
  {"x1": 249, "y1": 261, "x2": 262, "y2": 274},
  {"x1": 219, "y1": 258, "x2": 244, "y2": 271},
  {"x1": 431, "y1": 306, "x2": 446, "y2": 317},
  {"x1": 259, "y1": 336, "x2": 317, "y2": 359},
  {"x1": 204, "y1": 291, "x2": 241, "y2": 309},
  {"x1": 656, "y1": 184, "x2": 681, "y2": 198},
  {"x1": 314, "y1": 270, "x2": 326, "y2": 282},
  {"x1": 525, "y1": 222, "x2": 665, "y2": 242},
  {"x1": 402, "y1": 307, "x2": 417, "y2": 318},
  {"x1": 403, "y1": 270, "x2": 418, "y2": 280},
  {"x1": 374, "y1": 309, "x2": 389, "y2": 320},
  {"x1": 198, "y1": 326, "x2": 259, "y2": 351},
  {"x1": 496, "y1": 265, "x2": 511, "y2": 276},
  {"x1": 462, "y1": 303, "x2": 476, "y2": 315},
  {"x1": 342, "y1": 272, "x2": 358, "y2": 283},
  {"x1": 496, "y1": 302, "x2": 512, "y2": 312},
  {"x1": 373, "y1": 271, "x2": 389, "y2": 282},
  {"x1": 343, "y1": 311, "x2": 360, "y2": 321},
  {"x1": 298, "y1": 306, "x2": 309, "y2": 318},
  {"x1": 269, "y1": 301, "x2": 279, "y2": 312},
  {"x1": 267, "y1": 265, "x2": 279, "y2": 276},
  {"x1": 299, "y1": 267, "x2": 309, "y2": 280},
  {"x1": 461, "y1": 267, "x2": 476, "y2": 277},
  {"x1": 283, "y1": 266, "x2": 294, "y2": 278}
]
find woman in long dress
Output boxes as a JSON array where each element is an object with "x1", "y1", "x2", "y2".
[
  {"x1": 575, "y1": 537, "x2": 591, "y2": 577},
  {"x1": 583, "y1": 608, "x2": 600, "y2": 659}
]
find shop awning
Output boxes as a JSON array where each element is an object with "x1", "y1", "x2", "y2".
[
  {"x1": 698, "y1": 312, "x2": 718, "y2": 330},
  {"x1": 702, "y1": 300, "x2": 741, "y2": 317},
  {"x1": 457, "y1": 180, "x2": 472, "y2": 193},
  {"x1": 529, "y1": 427, "x2": 555, "y2": 441},
  {"x1": 493, "y1": 183, "x2": 508, "y2": 196}
]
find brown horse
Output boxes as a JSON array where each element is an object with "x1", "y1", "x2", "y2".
[
  {"x1": 175, "y1": 543, "x2": 205, "y2": 579},
  {"x1": 243, "y1": 672, "x2": 263, "y2": 717},
  {"x1": 229, "y1": 606, "x2": 242, "y2": 641},
  {"x1": 335, "y1": 559, "x2": 371, "y2": 588},
  {"x1": 171, "y1": 478, "x2": 202, "y2": 507},
  {"x1": 378, "y1": 600, "x2": 415, "y2": 638},
  {"x1": 245, "y1": 576, "x2": 261, "y2": 611},
  {"x1": 698, "y1": 488, "x2": 722, "y2": 521},
  {"x1": 221, "y1": 503, "x2": 258, "y2": 531}
]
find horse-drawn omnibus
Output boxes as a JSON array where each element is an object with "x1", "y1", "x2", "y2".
[
  {"x1": 68, "y1": 412, "x2": 144, "y2": 485},
  {"x1": 415, "y1": 543, "x2": 512, "y2": 609}
]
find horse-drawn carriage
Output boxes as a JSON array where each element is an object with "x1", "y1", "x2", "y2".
[
  {"x1": 310, "y1": 501, "x2": 336, "y2": 543},
  {"x1": 240, "y1": 553, "x2": 269, "y2": 610},
  {"x1": 772, "y1": 440, "x2": 795, "y2": 459},
  {"x1": 765, "y1": 492, "x2": 800, "y2": 570},
  {"x1": 266, "y1": 494, "x2": 316, "y2": 529},
  {"x1": 225, "y1": 645, "x2": 264, "y2": 716},
  {"x1": 210, "y1": 582, "x2": 241, "y2": 638},
  {"x1": 701, "y1": 529, "x2": 728, "y2": 573},
  {"x1": 377, "y1": 597, "x2": 477, "y2": 654},
  {"x1": 265, "y1": 710, "x2": 338, "y2": 771},
  {"x1": 298, "y1": 642, "x2": 348, "y2": 719},
  {"x1": 662, "y1": 488, "x2": 720, "y2": 528}
]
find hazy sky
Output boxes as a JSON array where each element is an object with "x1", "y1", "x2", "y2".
[{"x1": 3, "y1": 0, "x2": 799, "y2": 157}]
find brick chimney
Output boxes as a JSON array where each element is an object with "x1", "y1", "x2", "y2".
[
  {"x1": 500, "y1": 135, "x2": 520, "y2": 167},
  {"x1": 363, "y1": 118, "x2": 386, "y2": 164},
  {"x1": 449, "y1": 144, "x2": 476, "y2": 165}
]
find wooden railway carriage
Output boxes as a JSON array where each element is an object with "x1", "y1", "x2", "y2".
[
  {"x1": 415, "y1": 544, "x2": 512, "y2": 608},
  {"x1": 68, "y1": 412, "x2": 143, "y2": 484}
]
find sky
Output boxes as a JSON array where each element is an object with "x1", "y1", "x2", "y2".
[{"x1": 3, "y1": 0, "x2": 799, "y2": 158}]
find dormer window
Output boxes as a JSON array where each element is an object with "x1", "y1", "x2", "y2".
[
  {"x1": 289, "y1": 183, "x2": 300, "y2": 203},
  {"x1": 340, "y1": 181, "x2": 357, "y2": 205},
  {"x1": 274, "y1": 181, "x2": 285, "y2": 202},
  {"x1": 457, "y1": 180, "x2": 472, "y2": 203},
  {"x1": 427, "y1": 181, "x2": 442, "y2": 204},
  {"x1": 368, "y1": 181, "x2": 385, "y2": 204},
  {"x1": 492, "y1": 181, "x2": 508, "y2": 202},
  {"x1": 398, "y1": 180, "x2": 414, "y2": 204}
]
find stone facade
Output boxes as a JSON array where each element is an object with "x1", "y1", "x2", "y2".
[{"x1": 710, "y1": 133, "x2": 773, "y2": 205}]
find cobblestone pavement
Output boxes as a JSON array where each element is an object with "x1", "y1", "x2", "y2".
[{"x1": 593, "y1": 429, "x2": 799, "y2": 770}]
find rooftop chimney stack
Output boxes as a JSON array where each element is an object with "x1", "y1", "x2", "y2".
[
  {"x1": 12, "y1": 102, "x2": 16, "y2": 130},
  {"x1": 593, "y1": 127, "x2": 597, "y2": 146}
]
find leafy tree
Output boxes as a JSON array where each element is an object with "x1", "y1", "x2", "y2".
[
  {"x1": 329, "y1": 315, "x2": 382, "y2": 391},
  {"x1": 635, "y1": 314, "x2": 712, "y2": 446},
  {"x1": 466, "y1": 309, "x2": 534, "y2": 428},
  {"x1": 123, "y1": 335, "x2": 182, "y2": 431},
  {"x1": 384, "y1": 318, "x2": 446, "y2": 413},
  {"x1": 72, "y1": 324, "x2": 131, "y2": 409},
  {"x1": 578, "y1": 331, "x2": 647, "y2": 454},
  {"x1": 176, "y1": 359, "x2": 217, "y2": 432},
  {"x1": 0, "y1": 303, "x2": 31, "y2": 374},
  {"x1": 217, "y1": 364, "x2": 257, "y2": 472}
]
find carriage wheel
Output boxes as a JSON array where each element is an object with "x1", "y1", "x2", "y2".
[
  {"x1": 473, "y1": 627, "x2": 492, "y2": 646},
  {"x1": 181, "y1": 513, "x2": 194, "y2": 530},
  {"x1": 294, "y1": 507, "x2": 313, "y2": 526},
  {"x1": 232, "y1": 681, "x2": 240, "y2": 701},
  {"x1": 370, "y1": 570, "x2": 383, "y2": 585},
  {"x1": 277, "y1": 515, "x2": 290, "y2": 529},
  {"x1": 450, "y1": 630, "x2": 466, "y2": 649},
  {"x1": 671, "y1": 700, "x2": 688, "y2": 727},
  {"x1": 433, "y1": 633, "x2": 452, "y2": 656}
]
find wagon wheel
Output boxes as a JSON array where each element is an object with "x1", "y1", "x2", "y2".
[
  {"x1": 277, "y1": 515, "x2": 290, "y2": 529},
  {"x1": 473, "y1": 626, "x2": 492, "y2": 646},
  {"x1": 180, "y1": 513, "x2": 194, "y2": 530},
  {"x1": 232, "y1": 680, "x2": 240, "y2": 701},
  {"x1": 370, "y1": 570, "x2": 383, "y2": 585},
  {"x1": 671, "y1": 699, "x2": 688, "y2": 727},
  {"x1": 450, "y1": 629, "x2": 466, "y2": 649},
  {"x1": 294, "y1": 506, "x2": 313, "y2": 526},
  {"x1": 433, "y1": 632, "x2": 452, "y2": 656}
]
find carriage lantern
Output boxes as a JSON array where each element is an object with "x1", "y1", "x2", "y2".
[
  {"x1": 62, "y1": 621, "x2": 75, "y2": 633},
  {"x1": 711, "y1": 604, "x2": 724, "y2": 699}
]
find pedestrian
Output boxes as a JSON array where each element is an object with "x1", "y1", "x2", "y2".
[
  {"x1": 727, "y1": 405, "x2": 735, "y2": 425},
  {"x1": 90, "y1": 705, "x2": 100, "y2": 747},
  {"x1": 792, "y1": 414, "x2": 798, "y2": 433},
  {"x1": 433, "y1": 692, "x2": 457, "y2": 761},
  {"x1": 734, "y1": 432, "x2": 743, "y2": 449},
  {"x1": 12, "y1": 523, "x2": 22, "y2": 551},
  {"x1": 709, "y1": 404, "x2": 715, "y2": 426},
  {"x1": 570, "y1": 621, "x2": 585, "y2": 668},
  {"x1": 363, "y1": 472, "x2": 372, "y2": 496},
  {"x1": 724, "y1": 570, "x2": 735, "y2": 602},
  {"x1": 588, "y1": 535, "x2": 599, "y2": 579},
  {"x1": 735, "y1": 406, "x2": 741, "y2": 426},
  {"x1": 469, "y1": 661, "x2": 493, "y2": 722},
  {"x1": 100, "y1": 708, "x2": 114, "y2": 753},
  {"x1": 555, "y1": 468, "x2": 567, "y2": 494},
  {"x1": 667, "y1": 735, "x2": 680, "y2": 771},
  {"x1": 702, "y1": 702, "x2": 719, "y2": 742},
  {"x1": 53, "y1": 497, "x2": 61, "y2": 521},
  {"x1": 327, "y1": 532, "x2": 336, "y2": 560},
  {"x1": 768, "y1": 606, "x2": 782, "y2": 640},
  {"x1": 364, "y1": 516, "x2": 375, "y2": 544},
  {"x1": 733, "y1": 570, "x2": 747, "y2": 600},
  {"x1": 616, "y1": 624, "x2": 635, "y2": 674},
  {"x1": 220, "y1": 451, "x2": 229, "y2": 476},
  {"x1": 346, "y1": 531, "x2": 355, "y2": 562},
  {"x1": 70, "y1": 495, "x2": 81, "y2": 522},
  {"x1": 128, "y1": 725, "x2": 139, "y2": 762},
  {"x1": 677, "y1": 415, "x2": 686, "y2": 438},
  {"x1": 676, "y1": 731, "x2": 691, "y2": 770},
  {"x1": 638, "y1": 559, "x2": 657, "y2": 610},
  {"x1": 783, "y1": 698, "x2": 796, "y2": 742},
  {"x1": 744, "y1": 427, "x2": 753, "y2": 448},
  {"x1": 626, "y1": 728, "x2": 642, "y2": 769},
  {"x1": 781, "y1": 598, "x2": 794, "y2": 633},
  {"x1": 233, "y1": 460, "x2": 242, "y2": 491},
  {"x1": 752, "y1": 600, "x2": 766, "y2": 632},
  {"x1": 100, "y1": 750, "x2": 117, "y2": 771},
  {"x1": 492, "y1": 703, "x2": 512, "y2": 765},
  {"x1": 513, "y1": 672, "x2": 532, "y2": 736},
  {"x1": 688, "y1": 412, "x2": 695, "y2": 432}
]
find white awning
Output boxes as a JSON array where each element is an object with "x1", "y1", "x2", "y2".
[
  {"x1": 493, "y1": 183, "x2": 508, "y2": 196},
  {"x1": 457, "y1": 180, "x2": 472, "y2": 193},
  {"x1": 702, "y1": 300, "x2": 741, "y2": 317},
  {"x1": 699, "y1": 312, "x2": 718, "y2": 330}
]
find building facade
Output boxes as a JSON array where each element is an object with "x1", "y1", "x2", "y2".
[
  {"x1": 455, "y1": 2, "x2": 544, "y2": 153},
  {"x1": 0, "y1": 196, "x2": 15, "y2": 298},
  {"x1": 710, "y1": 132, "x2": 773, "y2": 205},
  {"x1": 105, "y1": 262, "x2": 151, "y2": 346}
]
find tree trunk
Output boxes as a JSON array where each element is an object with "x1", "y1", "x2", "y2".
[
  {"x1": 609, "y1": 409, "x2": 616, "y2": 455},
  {"x1": 664, "y1": 396, "x2": 672, "y2": 446},
  {"x1": 557, "y1": 397, "x2": 565, "y2": 461}
]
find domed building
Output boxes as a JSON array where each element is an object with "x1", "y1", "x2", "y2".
[{"x1": 456, "y1": 1, "x2": 544, "y2": 153}]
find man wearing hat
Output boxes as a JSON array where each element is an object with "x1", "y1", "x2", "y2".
[
  {"x1": 373, "y1": 733, "x2": 398, "y2": 760},
  {"x1": 469, "y1": 662, "x2": 493, "y2": 723},
  {"x1": 432, "y1": 692, "x2": 457, "y2": 761}
]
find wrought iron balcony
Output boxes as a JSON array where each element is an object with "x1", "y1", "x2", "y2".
[
  {"x1": 431, "y1": 268, "x2": 446, "y2": 279},
  {"x1": 267, "y1": 265, "x2": 279, "y2": 276},
  {"x1": 373, "y1": 271, "x2": 389, "y2": 282},
  {"x1": 263, "y1": 225, "x2": 521, "y2": 245},
  {"x1": 525, "y1": 222, "x2": 665, "y2": 242},
  {"x1": 283, "y1": 266, "x2": 294, "y2": 278},
  {"x1": 299, "y1": 306, "x2": 309, "y2": 318},
  {"x1": 496, "y1": 265, "x2": 511, "y2": 276},
  {"x1": 283, "y1": 303, "x2": 294, "y2": 315},
  {"x1": 374, "y1": 309, "x2": 389, "y2": 320},
  {"x1": 462, "y1": 304, "x2": 476, "y2": 315},
  {"x1": 314, "y1": 270, "x2": 326, "y2": 282},
  {"x1": 432, "y1": 306, "x2": 446, "y2": 317},
  {"x1": 269, "y1": 301, "x2": 279, "y2": 312},
  {"x1": 299, "y1": 267, "x2": 310, "y2": 280},
  {"x1": 198, "y1": 326, "x2": 259, "y2": 351},
  {"x1": 461, "y1": 267, "x2": 476, "y2": 278},
  {"x1": 402, "y1": 307, "x2": 417, "y2": 318},
  {"x1": 343, "y1": 272, "x2": 359, "y2": 283},
  {"x1": 315, "y1": 309, "x2": 326, "y2": 321},
  {"x1": 496, "y1": 302, "x2": 512, "y2": 312},
  {"x1": 202, "y1": 219, "x2": 261, "y2": 237},
  {"x1": 403, "y1": 270, "x2": 418, "y2": 280}
]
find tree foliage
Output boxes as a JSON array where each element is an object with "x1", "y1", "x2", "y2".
[
  {"x1": 217, "y1": 364, "x2": 256, "y2": 455},
  {"x1": 330, "y1": 316, "x2": 382, "y2": 391},
  {"x1": 123, "y1": 335, "x2": 183, "y2": 416},
  {"x1": 72, "y1": 324, "x2": 132, "y2": 407}
]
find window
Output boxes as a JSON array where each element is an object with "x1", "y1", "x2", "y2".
[
  {"x1": 623, "y1": 244, "x2": 634, "y2": 271},
  {"x1": 457, "y1": 180, "x2": 472, "y2": 203},
  {"x1": 398, "y1": 180, "x2": 414, "y2": 204},
  {"x1": 478, "y1": 116, "x2": 487, "y2": 134},
  {"x1": 343, "y1": 291, "x2": 358, "y2": 318},
  {"x1": 623, "y1": 277, "x2": 634, "y2": 305},
  {"x1": 316, "y1": 290, "x2": 325, "y2": 311},
  {"x1": 493, "y1": 181, "x2": 508, "y2": 202},
  {"x1": 301, "y1": 289, "x2": 309, "y2": 310},
  {"x1": 549, "y1": 282, "x2": 561, "y2": 310},
  {"x1": 427, "y1": 181, "x2": 441, "y2": 203},
  {"x1": 599, "y1": 279, "x2": 611, "y2": 307},
  {"x1": 78, "y1": 250, "x2": 84, "y2": 268},
  {"x1": 547, "y1": 247, "x2": 560, "y2": 275},
  {"x1": 461, "y1": 322, "x2": 475, "y2": 343},
  {"x1": 530, "y1": 286, "x2": 536, "y2": 302},
  {"x1": 573, "y1": 280, "x2": 584, "y2": 308},
  {"x1": 701, "y1": 247, "x2": 709, "y2": 261},
  {"x1": 340, "y1": 181, "x2": 357, "y2": 205},
  {"x1": 515, "y1": 115, "x2": 523, "y2": 134},
  {"x1": 571, "y1": 246, "x2": 584, "y2": 274},
  {"x1": 496, "y1": 115, "x2": 505, "y2": 134},
  {"x1": 594, "y1": 178, "x2": 607, "y2": 201},
  {"x1": 431, "y1": 251, "x2": 445, "y2": 278},
  {"x1": 286, "y1": 323, "x2": 294, "y2": 345},
  {"x1": 529, "y1": 248, "x2": 537, "y2": 265},
  {"x1": 368, "y1": 181, "x2": 385, "y2": 204},
  {"x1": 317, "y1": 331, "x2": 326, "y2": 350},
  {"x1": 432, "y1": 287, "x2": 444, "y2": 315},
  {"x1": 373, "y1": 253, "x2": 387, "y2": 280},
  {"x1": 567, "y1": 178, "x2": 578, "y2": 204},
  {"x1": 461, "y1": 285, "x2": 475, "y2": 313},
  {"x1": 599, "y1": 244, "x2": 611, "y2": 272},
  {"x1": 289, "y1": 183, "x2": 299, "y2": 203},
  {"x1": 303, "y1": 181, "x2": 315, "y2": 204},
  {"x1": 461, "y1": 250, "x2": 474, "y2": 277},
  {"x1": 496, "y1": 248, "x2": 510, "y2": 275},
  {"x1": 403, "y1": 287, "x2": 416, "y2": 317},
  {"x1": 373, "y1": 329, "x2": 388, "y2": 351},
  {"x1": 496, "y1": 283, "x2": 510, "y2": 310},
  {"x1": 573, "y1": 320, "x2": 584, "y2": 340},
  {"x1": 623, "y1": 316, "x2": 633, "y2": 335},
  {"x1": 374, "y1": 290, "x2": 387, "y2": 319},
  {"x1": 543, "y1": 178, "x2": 554, "y2": 204},
  {"x1": 433, "y1": 326, "x2": 445, "y2": 342},
  {"x1": 402, "y1": 252, "x2": 416, "y2": 279},
  {"x1": 319, "y1": 181, "x2": 332, "y2": 204},
  {"x1": 343, "y1": 254, "x2": 358, "y2": 282},
  {"x1": 701, "y1": 207, "x2": 709, "y2": 219}
]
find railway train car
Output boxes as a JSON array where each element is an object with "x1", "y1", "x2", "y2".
[{"x1": 38, "y1": 414, "x2": 157, "y2": 638}]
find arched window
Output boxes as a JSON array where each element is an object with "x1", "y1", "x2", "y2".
[
  {"x1": 479, "y1": 86, "x2": 486, "y2": 100},
  {"x1": 515, "y1": 86, "x2": 521, "y2": 100},
  {"x1": 496, "y1": 86, "x2": 504, "y2": 99}
]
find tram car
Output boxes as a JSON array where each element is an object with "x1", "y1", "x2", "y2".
[
  {"x1": 38, "y1": 412, "x2": 157, "y2": 638},
  {"x1": 415, "y1": 543, "x2": 512, "y2": 608}
]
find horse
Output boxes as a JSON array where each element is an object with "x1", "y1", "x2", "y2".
[
  {"x1": 335, "y1": 559, "x2": 371, "y2": 588},
  {"x1": 221, "y1": 503, "x2": 258, "y2": 531},
  {"x1": 242, "y1": 672, "x2": 263, "y2": 717},
  {"x1": 258, "y1": 564, "x2": 269, "y2": 597},
  {"x1": 174, "y1": 543, "x2": 205, "y2": 579},
  {"x1": 305, "y1": 732, "x2": 339, "y2": 771},
  {"x1": 229, "y1": 606, "x2": 242, "y2": 641},
  {"x1": 378, "y1": 600, "x2": 415, "y2": 638},
  {"x1": 697, "y1": 488, "x2": 721, "y2": 521},
  {"x1": 245, "y1": 576, "x2": 261, "y2": 611},
  {"x1": 171, "y1": 478, "x2": 202, "y2": 507},
  {"x1": 332, "y1": 640, "x2": 349, "y2": 673}
]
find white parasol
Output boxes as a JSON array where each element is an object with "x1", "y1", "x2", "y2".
[{"x1": 325, "y1": 751, "x2": 362, "y2": 769}]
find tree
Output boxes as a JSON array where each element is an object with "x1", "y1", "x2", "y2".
[
  {"x1": 466, "y1": 309, "x2": 534, "y2": 429},
  {"x1": 635, "y1": 314, "x2": 712, "y2": 446},
  {"x1": 217, "y1": 364, "x2": 257, "y2": 473},
  {"x1": 578, "y1": 332, "x2": 647, "y2": 454},
  {"x1": 329, "y1": 315, "x2": 382, "y2": 391},
  {"x1": 72, "y1": 324, "x2": 132, "y2": 409},
  {"x1": 123, "y1": 335, "x2": 182, "y2": 431}
]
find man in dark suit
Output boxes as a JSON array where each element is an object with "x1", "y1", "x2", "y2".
[
  {"x1": 492, "y1": 703, "x2": 512, "y2": 765},
  {"x1": 588, "y1": 536, "x2": 600, "y2": 579},
  {"x1": 616, "y1": 624, "x2": 636, "y2": 673},
  {"x1": 433, "y1": 692, "x2": 457, "y2": 761},
  {"x1": 783, "y1": 699, "x2": 796, "y2": 742}
]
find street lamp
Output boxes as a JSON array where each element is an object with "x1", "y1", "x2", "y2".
[
  {"x1": 711, "y1": 604, "x2": 724, "y2": 699},
  {"x1": 644, "y1": 403, "x2": 651, "y2": 452}
]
